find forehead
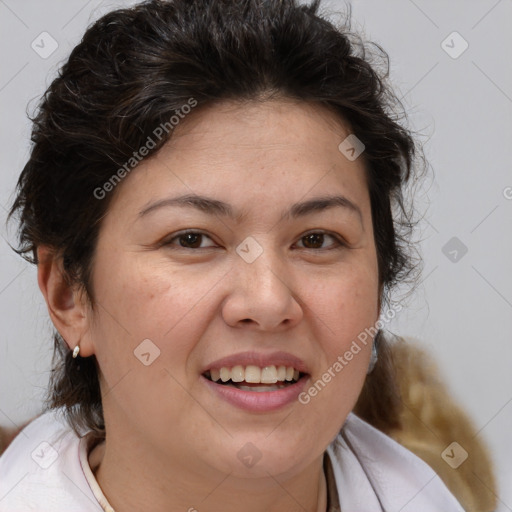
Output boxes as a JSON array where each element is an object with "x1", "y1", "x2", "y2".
[
  {"x1": 162, "y1": 99, "x2": 354, "y2": 163},
  {"x1": 106, "y1": 99, "x2": 370, "y2": 221}
]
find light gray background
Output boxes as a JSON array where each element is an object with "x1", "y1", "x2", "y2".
[{"x1": 1, "y1": 0, "x2": 511, "y2": 508}]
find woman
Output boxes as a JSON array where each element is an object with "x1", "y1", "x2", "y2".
[{"x1": 0, "y1": 0, "x2": 465, "y2": 510}]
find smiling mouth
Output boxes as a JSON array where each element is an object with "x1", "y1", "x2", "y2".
[{"x1": 203, "y1": 365, "x2": 306, "y2": 392}]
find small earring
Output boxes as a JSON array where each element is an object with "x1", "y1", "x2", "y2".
[
  {"x1": 72, "y1": 344, "x2": 80, "y2": 359},
  {"x1": 367, "y1": 337, "x2": 379, "y2": 374}
]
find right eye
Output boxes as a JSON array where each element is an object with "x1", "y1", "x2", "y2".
[{"x1": 162, "y1": 230, "x2": 218, "y2": 249}]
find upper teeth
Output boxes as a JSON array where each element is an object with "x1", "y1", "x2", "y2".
[{"x1": 209, "y1": 365, "x2": 300, "y2": 384}]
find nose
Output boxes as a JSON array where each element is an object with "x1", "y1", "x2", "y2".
[{"x1": 221, "y1": 250, "x2": 303, "y2": 332}]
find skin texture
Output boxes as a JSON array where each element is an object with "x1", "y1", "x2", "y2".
[{"x1": 37, "y1": 99, "x2": 380, "y2": 512}]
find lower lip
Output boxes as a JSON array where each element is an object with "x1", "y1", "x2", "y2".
[{"x1": 202, "y1": 375, "x2": 308, "y2": 412}]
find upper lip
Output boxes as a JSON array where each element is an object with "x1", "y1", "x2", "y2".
[{"x1": 202, "y1": 351, "x2": 309, "y2": 374}]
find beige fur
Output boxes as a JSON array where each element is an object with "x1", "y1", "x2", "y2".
[{"x1": 387, "y1": 338, "x2": 497, "y2": 512}]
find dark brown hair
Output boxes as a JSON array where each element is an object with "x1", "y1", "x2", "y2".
[{"x1": 9, "y1": 0, "x2": 419, "y2": 436}]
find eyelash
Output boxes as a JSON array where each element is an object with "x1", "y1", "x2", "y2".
[{"x1": 161, "y1": 230, "x2": 346, "y2": 251}]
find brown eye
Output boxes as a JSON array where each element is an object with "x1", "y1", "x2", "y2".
[
  {"x1": 302, "y1": 233, "x2": 325, "y2": 249},
  {"x1": 296, "y1": 232, "x2": 343, "y2": 250},
  {"x1": 163, "y1": 231, "x2": 217, "y2": 249},
  {"x1": 178, "y1": 233, "x2": 203, "y2": 248}
]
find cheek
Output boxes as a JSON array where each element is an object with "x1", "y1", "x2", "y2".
[
  {"x1": 88, "y1": 258, "x2": 216, "y2": 412},
  {"x1": 293, "y1": 268, "x2": 379, "y2": 444},
  {"x1": 306, "y1": 267, "x2": 378, "y2": 389},
  {"x1": 308, "y1": 265, "x2": 379, "y2": 343},
  {"x1": 89, "y1": 255, "x2": 223, "y2": 366}
]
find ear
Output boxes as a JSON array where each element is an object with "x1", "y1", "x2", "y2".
[{"x1": 37, "y1": 246, "x2": 95, "y2": 358}]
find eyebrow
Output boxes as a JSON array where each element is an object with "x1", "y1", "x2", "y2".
[{"x1": 138, "y1": 193, "x2": 363, "y2": 224}]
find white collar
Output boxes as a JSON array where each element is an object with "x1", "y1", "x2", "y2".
[
  {"x1": 79, "y1": 435, "x2": 115, "y2": 512},
  {"x1": 326, "y1": 413, "x2": 464, "y2": 511}
]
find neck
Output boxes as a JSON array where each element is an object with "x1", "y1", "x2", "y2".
[{"x1": 90, "y1": 434, "x2": 328, "y2": 512}]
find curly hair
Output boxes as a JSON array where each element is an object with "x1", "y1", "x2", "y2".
[{"x1": 9, "y1": 0, "x2": 421, "y2": 437}]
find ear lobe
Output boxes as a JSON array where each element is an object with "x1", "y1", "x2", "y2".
[{"x1": 37, "y1": 246, "x2": 94, "y2": 357}]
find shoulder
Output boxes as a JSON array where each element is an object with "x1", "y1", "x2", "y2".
[
  {"x1": 0, "y1": 409, "x2": 102, "y2": 512},
  {"x1": 326, "y1": 413, "x2": 465, "y2": 512}
]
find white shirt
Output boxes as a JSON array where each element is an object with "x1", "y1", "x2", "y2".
[{"x1": 0, "y1": 409, "x2": 464, "y2": 511}]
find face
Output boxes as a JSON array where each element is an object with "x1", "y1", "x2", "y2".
[{"x1": 82, "y1": 99, "x2": 380, "y2": 481}]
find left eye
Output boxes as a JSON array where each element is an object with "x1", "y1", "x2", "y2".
[{"x1": 295, "y1": 232, "x2": 342, "y2": 250}]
